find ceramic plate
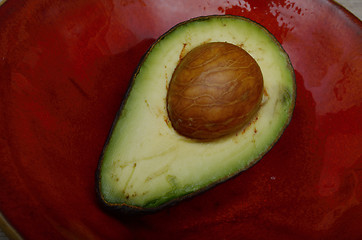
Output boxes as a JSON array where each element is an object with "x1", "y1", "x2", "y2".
[{"x1": 0, "y1": 0, "x2": 361, "y2": 239}]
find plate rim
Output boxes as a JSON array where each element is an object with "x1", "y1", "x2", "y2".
[{"x1": 0, "y1": 212, "x2": 22, "y2": 240}]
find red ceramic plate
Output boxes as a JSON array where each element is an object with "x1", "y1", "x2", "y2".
[{"x1": 0, "y1": 0, "x2": 361, "y2": 239}]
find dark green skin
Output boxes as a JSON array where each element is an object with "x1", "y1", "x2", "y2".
[{"x1": 95, "y1": 15, "x2": 296, "y2": 215}]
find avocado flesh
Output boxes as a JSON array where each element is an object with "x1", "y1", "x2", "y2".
[{"x1": 97, "y1": 16, "x2": 295, "y2": 211}]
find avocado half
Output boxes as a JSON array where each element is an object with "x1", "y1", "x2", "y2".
[{"x1": 96, "y1": 15, "x2": 296, "y2": 213}]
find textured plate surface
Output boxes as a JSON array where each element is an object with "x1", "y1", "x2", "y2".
[{"x1": 0, "y1": 0, "x2": 361, "y2": 239}]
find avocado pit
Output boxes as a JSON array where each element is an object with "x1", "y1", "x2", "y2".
[{"x1": 167, "y1": 42, "x2": 264, "y2": 140}]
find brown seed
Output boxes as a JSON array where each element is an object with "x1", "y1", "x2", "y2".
[{"x1": 167, "y1": 42, "x2": 264, "y2": 140}]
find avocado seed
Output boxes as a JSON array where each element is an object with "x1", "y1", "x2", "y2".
[{"x1": 167, "y1": 42, "x2": 264, "y2": 140}]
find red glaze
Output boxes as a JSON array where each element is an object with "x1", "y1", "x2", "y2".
[{"x1": 0, "y1": 0, "x2": 361, "y2": 239}]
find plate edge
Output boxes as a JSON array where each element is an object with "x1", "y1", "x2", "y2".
[{"x1": 0, "y1": 212, "x2": 22, "y2": 240}]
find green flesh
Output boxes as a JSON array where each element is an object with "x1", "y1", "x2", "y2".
[{"x1": 97, "y1": 15, "x2": 295, "y2": 211}]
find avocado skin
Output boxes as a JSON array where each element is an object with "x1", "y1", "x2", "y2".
[{"x1": 95, "y1": 15, "x2": 296, "y2": 214}]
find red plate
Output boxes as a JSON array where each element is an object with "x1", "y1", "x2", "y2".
[{"x1": 1, "y1": 0, "x2": 361, "y2": 239}]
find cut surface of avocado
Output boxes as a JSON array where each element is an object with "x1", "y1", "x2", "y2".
[{"x1": 96, "y1": 15, "x2": 296, "y2": 212}]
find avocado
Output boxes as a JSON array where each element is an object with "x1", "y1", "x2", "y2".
[{"x1": 96, "y1": 15, "x2": 296, "y2": 213}]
